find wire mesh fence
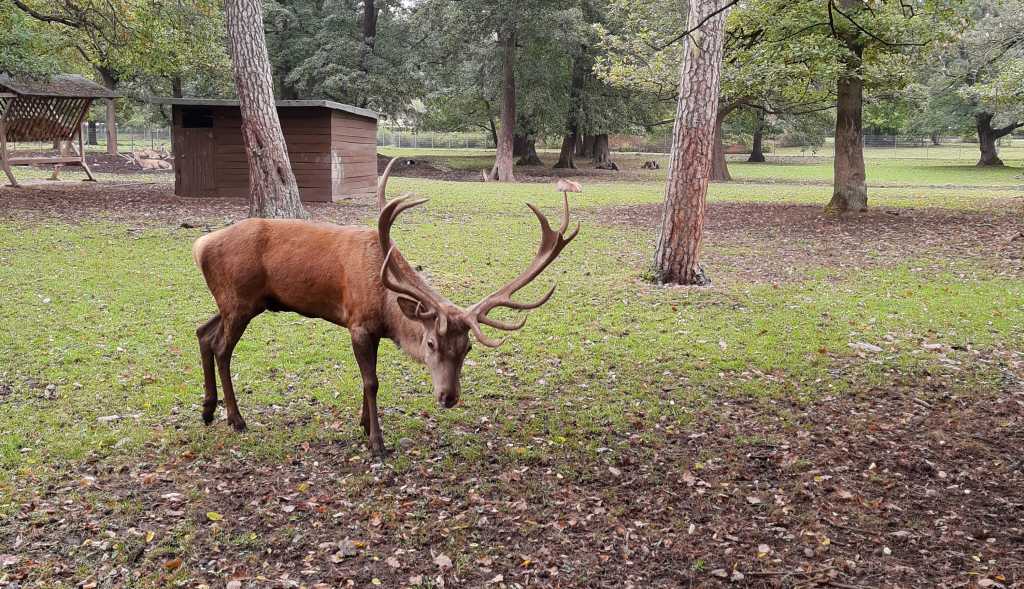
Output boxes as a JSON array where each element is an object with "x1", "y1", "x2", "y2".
[{"x1": 7, "y1": 123, "x2": 1019, "y2": 162}]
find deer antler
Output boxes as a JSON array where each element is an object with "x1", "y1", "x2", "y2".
[
  {"x1": 377, "y1": 157, "x2": 399, "y2": 210},
  {"x1": 467, "y1": 192, "x2": 579, "y2": 347},
  {"x1": 377, "y1": 194, "x2": 449, "y2": 333}
]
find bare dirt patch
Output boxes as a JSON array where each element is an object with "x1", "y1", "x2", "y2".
[
  {"x1": 378, "y1": 153, "x2": 661, "y2": 183},
  {"x1": 595, "y1": 202, "x2": 1024, "y2": 283},
  {"x1": 0, "y1": 182, "x2": 376, "y2": 227},
  {"x1": 3, "y1": 352, "x2": 1022, "y2": 588}
]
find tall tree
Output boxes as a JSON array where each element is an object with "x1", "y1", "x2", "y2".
[
  {"x1": 654, "y1": 0, "x2": 731, "y2": 286},
  {"x1": 908, "y1": 0, "x2": 1024, "y2": 166},
  {"x1": 224, "y1": 0, "x2": 307, "y2": 219}
]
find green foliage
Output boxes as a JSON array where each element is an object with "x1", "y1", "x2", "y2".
[
  {"x1": 0, "y1": 4, "x2": 64, "y2": 78},
  {"x1": 265, "y1": 0, "x2": 423, "y2": 116}
]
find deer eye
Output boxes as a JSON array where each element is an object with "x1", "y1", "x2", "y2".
[{"x1": 427, "y1": 340, "x2": 436, "y2": 351}]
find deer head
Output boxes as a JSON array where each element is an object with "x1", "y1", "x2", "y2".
[{"x1": 377, "y1": 194, "x2": 579, "y2": 408}]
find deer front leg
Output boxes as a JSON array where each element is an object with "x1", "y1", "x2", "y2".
[{"x1": 352, "y1": 332, "x2": 385, "y2": 457}]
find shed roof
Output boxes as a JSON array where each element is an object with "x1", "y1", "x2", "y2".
[
  {"x1": 0, "y1": 74, "x2": 117, "y2": 98},
  {"x1": 151, "y1": 97, "x2": 378, "y2": 121}
]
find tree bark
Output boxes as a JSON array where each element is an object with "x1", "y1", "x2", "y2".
[
  {"x1": 87, "y1": 121, "x2": 98, "y2": 145},
  {"x1": 97, "y1": 68, "x2": 118, "y2": 155},
  {"x1": 592, "y1": 134, "x2": 611, "y2": 164},
  {"x1": 357, "y1": 0, "x2": 378, "y2": 109},
  {"x1": 975, "y1": 112, "x2": 1021, "y2": 166},
  {"x1": 491, "y1": 29, "x2": 516, "y2": 182},
  {"x1": 488, "y1": 117, "x2": 498, "y2": 148},
  {"x1": 710, "y1": 111, "x2": 731, "y2": 181},
  {"x1": 516, "y1": 136, "x2": 543, "y2": 166},
  {"x1": 554, "y1": 133, "x2": 577, "y2": 169},
  {"x1": 578, "y1": 134, "x2": 595, "y2": 158},
  {"x1": 513, "y1": 133, "x2": 529, "y2": 157},
  {"x1": 748, "y1": 108, "x2": 766, "y2": 162},
  {"x1": 827, "y1": 6, "x2": 867, "y2": 213},
  {"x1": 224, "y1": 0, "x2": 307, "y2": 219},
  {"x1": 654, "y1": 0, "x2": 730, "y2": 286},
  {"x1": 171, "y1": 76, "x2": 183, "y2": 98}
]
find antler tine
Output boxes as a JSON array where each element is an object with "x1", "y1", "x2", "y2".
[
  {"x1": 378, "y1": 196, "x2": 449, "y2": 333},
  {"x1": 469, "y1": 321, "x2": 504, "y2": 348},
  {"x1": 376, "y1": 157, "x2": 400, "y2": 210},
  {"x1": 466, "y1": 196, "x2": 578, "y2": 346}
]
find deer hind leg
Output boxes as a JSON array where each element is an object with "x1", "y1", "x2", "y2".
[
  {"x1": 197, "y1": 314, "x2": 222, "y2": 425},
  {"x1": 351, "y1": 332, "x2": 385, "y2": 457},
  {"x1": 214, "y1": 312, "x2": 255, "y2": 432}
]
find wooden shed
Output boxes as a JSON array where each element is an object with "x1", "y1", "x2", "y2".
[
  {"x1": 0, "y1": 74, "x2": 117, "y2": 187},
  {"x1": 156, "y1": 98, "x2": 378, "y2": 202}
]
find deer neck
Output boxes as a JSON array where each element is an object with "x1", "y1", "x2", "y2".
[{"x1": 386, "y1": 298, "x2": 427, "y2": 363}]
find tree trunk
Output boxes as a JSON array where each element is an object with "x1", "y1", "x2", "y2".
[
  {"x1": 224, "y1": 0, "x2": 307, "y2": 219},
  {"x1": 748, "y1": 108, "x2": 766, "y2": 162},
  {"x1": 516, "y1": 136, "x2": 543, "y2": 166},
  {"x1": 492, "y1": 30, "x2": 516, "y2": 182},
  {"x1": 578, "y1": 134, "x2": 595, "y2": 158},
  {"x1": 87, "y1": 121, "x2": 98, "y2": 145},
  {"x1": 171, "y1": 76, "x2": 183, "y2": 98},
  {"x1": 710, "y1": 112, "x2": 730, "y2": 181},
  {"x1": 97, "y1": 68, "x2": 118, "y2": 155},
  {"x1": 105, "y1": 99, "x2": 117, "y2": 155},
  {"x1": 654, "y1": 0, "x2": 729, "y2": 286},
  {"x1": 827, "y1": 43, "x2": 867, "y2": 213},
  {"x1": 488, "y1": 117, "x2": 498, "y2": 148},
  {"x1": 357, "y1": 0, "x2": 378, "y2": 109},
  {"x1": 930, "y1": 131, "x2": 940, "y2": 146},
  {"x1": 513, "y1": 133, "x2": 529, "y2": 157},
  {"x1": 555, "y1": 47, "x2": 588, "y2": 169},
  {"x1": 592, "y1": 134, "x2": 610, "y2": 163},
  {"x1": 973, "y1": 112, "x2": 1020, "y2": 167},
  {"x1": 554, "y1": 133, "x2": 577, "y2": 169}
]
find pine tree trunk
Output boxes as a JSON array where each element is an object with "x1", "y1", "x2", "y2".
[
  {"x1": 224, "y1": 0, "x2": 307, "y2": 219},
  {"x1": 827, "y1": 43, "x2": 867, "y2": 213},
  {"x1": 554, "y1": 133, "x2": 577, "y2": 169},
  {"x1": 710, "y1": 113, "x2": 731, "y2": 181},
  {"x1": 516, "y1": 136, "x2": 543, "y2": 166},
  {"x1": 654, "y1": 0, "x2": 729, "y2": 286},
  {"x1": 492, "y1": 30, "x2": 516, "y2": 182},
  {"x1": 748, "y1": 109, "x2": 766, "y2": 162},
  {"x1": 87, "y1": 121, "x2": 98, "y2": 145},
  {"x1": 976, "y1": 112, "x2": 1004, "y2": 167}
]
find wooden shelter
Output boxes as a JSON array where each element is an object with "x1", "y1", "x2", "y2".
[
  {"x1": 155, "y1": 98, "x2": 378, "y2": 202},
  {"x1": 0, "y1": 74, "x2": 117, "y2": 187}
]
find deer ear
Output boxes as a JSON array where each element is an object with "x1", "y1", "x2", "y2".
[{"x1": 396, "y1": 295, "x2": 426, "y2": 320}]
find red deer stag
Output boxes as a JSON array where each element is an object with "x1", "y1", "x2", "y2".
[{"x1": 193, "y1": 166, "x2": 578, "y2": 455}]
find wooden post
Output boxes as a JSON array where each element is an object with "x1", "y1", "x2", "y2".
[{"x1": 0, "y1": 119, "x2": 18, "y2": 187}]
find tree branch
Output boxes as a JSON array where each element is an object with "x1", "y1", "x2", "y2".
[
  {"x1": 10, "y1": 0, "x2": 81, "y2": 28},
  {"x1": 654, "y1": 0, "x2": 741, "y2": 51},
  {"x1": 829, "y1": 0, "x2": 926, "y2": 47},
  {"x1": 993, "y1": 121, "x2": 1023, "y2": 139}
]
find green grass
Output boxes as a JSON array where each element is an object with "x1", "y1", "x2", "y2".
[
  {"x1": 1, "y1": 192, "x2": 1022, "y2": 482},
  {"x1": 385, "y1": 176, "x2": 1023, "y2": 212},
  {"x1": 2, "y1": 152, "x2": 1023, "y2": 495}
]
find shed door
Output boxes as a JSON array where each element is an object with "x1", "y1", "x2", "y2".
[{"x1": 177, "y1": 108, "x2": 215, "y2": 196}]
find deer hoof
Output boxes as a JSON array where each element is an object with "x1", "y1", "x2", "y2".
[
  {"x1": 202, "y1": 410, "x2": 215, "y2": 425},
  {"x1": 369, "y1": 439, "x2": 388, "y2": 458},
  {"x1": 228, "y1": 415, "x2": 247, "y2": 432}
]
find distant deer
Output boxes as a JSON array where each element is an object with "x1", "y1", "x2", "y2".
[
  {"x1": 193, "y1": 161, "x2": 579, "y2": 455},
  {"x1": 124, "y1": 151, "x2": 171, "y2": 170}
]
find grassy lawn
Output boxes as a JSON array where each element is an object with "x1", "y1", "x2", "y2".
[{"x1": 1, "y1": 158, "x2": 1022, "y2": 586}]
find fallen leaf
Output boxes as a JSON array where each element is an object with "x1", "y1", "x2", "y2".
[
  {"x1": 371, "y1": 579, "x2": 381, "y2": 586},
  {"x1": 206, "y1": 511, "x2": 223, "y2": 522},
  {"x1": 746, "y1": 496, "x2": 762, "y2": 505},
  {"x1": 487, "y1": 574, "x2": 504, "y2": 585},
  {"x1": 608, "y1": 466, "x2": 622, "y2": 477},
  {"x1": 163, "y1": 558, "x2": 182, "y2": 571},
  {"x1": 710, "y1": 568, "x2": 728, "y2": 578},
  {"x1": 386, "y1": 556, "x2": 401, "y2": 569},
  {"x1": 0, "y1": 555, "x2": 19, "y2": 567},
  {"x1": 434, "y1": 553, "x2": 453, "y2": 569},
  {"x1": 408, "y1": 575, "x2": 423, "y2": 586},
  {"x1": 226, "y1": 581, "x2": 241, "y2": 589},
  {"x1": 757, "y1": 544, "x2": 771, "y2": 558},
  {"x1": 145, "y1": 531, "x2": 155, "y2": 543}
]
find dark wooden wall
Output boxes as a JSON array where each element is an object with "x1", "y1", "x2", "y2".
[{"x1": 172, "y1": 105, "x2": 378, "y2": 203}]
